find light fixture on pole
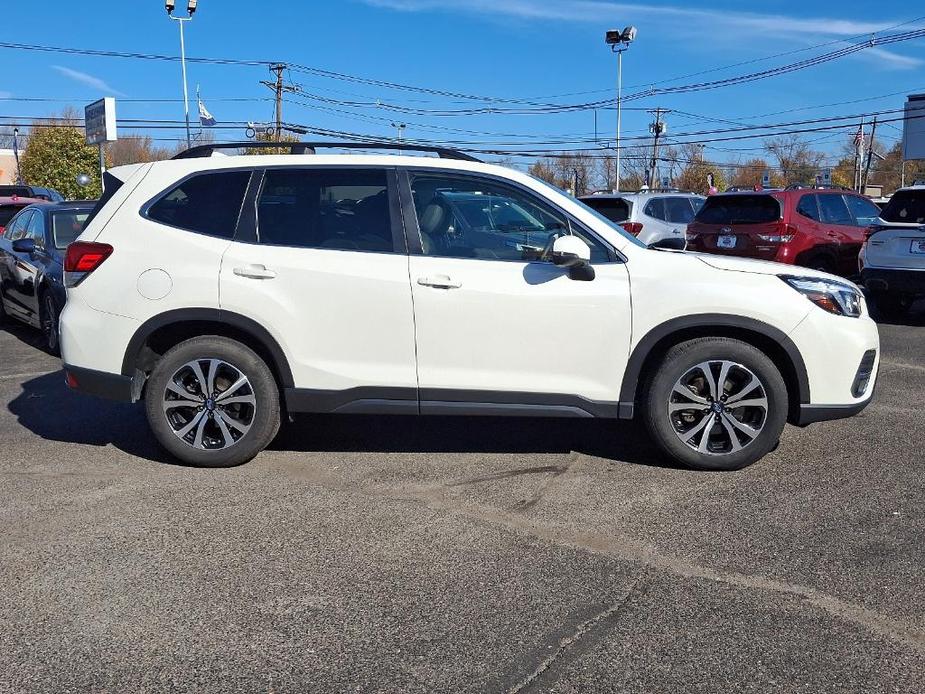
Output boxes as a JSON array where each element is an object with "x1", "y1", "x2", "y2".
[
  {"x1": 605, "y1": 26, "x2": 637, "y2": 193},
  {"x1": 166, "y1": 0, "x2": 198, "y2": 150}
]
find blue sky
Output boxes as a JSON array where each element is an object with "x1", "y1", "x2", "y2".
[{"x1": 2, "y1": 1, "x2": 924, "y2": 168}]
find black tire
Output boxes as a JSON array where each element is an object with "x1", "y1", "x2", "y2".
[
  {"x1": 0, "y1": 289, "x2": 6, "y2": 327},
  {"x1": 144, "y1": 336, "x2": 281, "y2": 468},
  {"x1": 643, "y1": 337, "x2": 788, "y2": 472},
  {"x1": 40, "y1": 291, "x2": 60, "y2": 356}
]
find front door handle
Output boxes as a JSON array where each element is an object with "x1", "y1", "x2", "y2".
[
  {"x1": 417, "y1": 275, "x2": 462, "y2": 289},
  {"x1": 233, "y1": 264, "x2": 277, "y2": 280}
]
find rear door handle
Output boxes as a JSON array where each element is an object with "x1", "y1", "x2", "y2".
[
  {"x1": 417, "y1": 275, "x2": 462, "y2": 289},
  {"x1": 233, "y1": 264, "x2": 277, "y2": 280}
]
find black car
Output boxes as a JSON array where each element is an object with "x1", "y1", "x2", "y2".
[
  {"x1": 0, "y1": 184, "x2": 65, "y2": 202},
  {"x1": 0, "y1": 200, "x2": 96, "y2": 353}
]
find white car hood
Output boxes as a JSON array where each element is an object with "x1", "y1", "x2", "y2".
[{"x1": 692, "y1": 253, "x2": 836, "y2": 281}]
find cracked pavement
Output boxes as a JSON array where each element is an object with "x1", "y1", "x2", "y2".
[{"x1": 0, "y1": 305, "x2": 923, "y2": 693}]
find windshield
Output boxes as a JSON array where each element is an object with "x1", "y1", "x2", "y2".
[
  {"x1": 881, "y1": 190, "x2": 925, "y2": 224},
  {"x1": 582, "y1": 197, "x2": 631, "y2": 223},
  {"x1": 694, "y1": 195, "x2": 781, "y2": 225},
  {"x1": 0, "y1": 205, "x2": 26, "y2": 228},
  {"x1": 51, "y1": 209, "x2": 91, "y2": 249}
]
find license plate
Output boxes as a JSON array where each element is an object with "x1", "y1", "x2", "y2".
[
  {"x1": 717, "y1": 235, "x2": 737, "y2": 249},
  {"x1": 911, "y1": 239, "x2": 925, "y2": 254}
]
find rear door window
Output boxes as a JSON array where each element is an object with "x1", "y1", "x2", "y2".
[
  {"x1": 664, "y1": 197, "x2": 697, "y2": 224},
  {"x1": 817, "y1": 194, "x2": 853, "y2": 226},
  {"x1": 256, "y1": 168, "x2": 395, "y2": 252},
  {"x1": 148, "y1": 170, "x2": 251, "y2": 239},
  {"x1": 581, "y1": 197, "x2": 630, "y2": 223},
  {"x1": 644, "y1": 198, "x2": 667, "y2": 221},
  {"x1": 7, "y1": 210, "x2": 32, "y2": 241},
  {"x1": 796, "y1": 194, "x2": 820, "y2": 221},
  {"x1": 880, "y1": 190, "x2": 925, "y2": 224},
  {"x1": 694, "y1": 195, "x2": 780, "y2": 224},
  {"x1": 843, "y1": 195, "x2": 881, "y2": 227}
]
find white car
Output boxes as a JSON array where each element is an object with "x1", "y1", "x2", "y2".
[
  {"x1": 859, "y1": 184, "x2": 925, "y2": 317},
  {"x1": 59, "y1": 143, "x2": 879, "y2": 471},
  {"x1": 579, "y1": 190, "x2": 705, "y2": 247}
]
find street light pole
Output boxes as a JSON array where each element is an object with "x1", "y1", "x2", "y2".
[
  {"x1": 166, "y1": 1, "x2": 198, "y2": 150},
  {"x1": 606, "y1": 27, "x2": 636, "y2": 193}
]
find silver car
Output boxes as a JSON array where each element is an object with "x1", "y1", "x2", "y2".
[{"x1": 580, "y1": 190, "x2": 705, "y2": 247}]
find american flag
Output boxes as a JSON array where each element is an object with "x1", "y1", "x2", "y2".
[{"x1": 854, "y1": 124, "x2": 865, "y2": 148}]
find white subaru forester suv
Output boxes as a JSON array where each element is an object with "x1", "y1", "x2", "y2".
[{"x1": 59, "y1": 143, "x2": 880, "y2": 471}]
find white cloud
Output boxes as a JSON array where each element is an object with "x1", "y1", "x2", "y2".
[
  {"x1": 52, "y1": 65, "x2": 126, "y2": 96},
  {"x1": 362, "y1": 0, "x2": 922, "y2": 67}
]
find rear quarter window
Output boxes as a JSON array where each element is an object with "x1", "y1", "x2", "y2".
[
  {"x1": 881, "y1": 190, "x2": 925, "y2": 224},
  {"x1": 147, "y1": 170, "x2": 251, "y2": 239},
  {"x1": 694, "y1": 195, "x2": 781, "y2": 224},
  {"x1": 581, "y1": 197, "x2": 631, "y2": 223}
]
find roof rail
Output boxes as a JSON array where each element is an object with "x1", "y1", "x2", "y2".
[
  {"x1": 171, "y1": 141, "x2": 482, "y2": 162},
  {"x1": 783, "y1": 183, "x2": 852, "y2": 191}
]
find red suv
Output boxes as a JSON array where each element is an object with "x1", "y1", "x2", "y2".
[{"x1": 686, "y1": 188, "x2": 882, "y2": 276}]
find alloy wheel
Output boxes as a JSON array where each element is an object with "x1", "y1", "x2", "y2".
[
  {"x1": 162, "y1": 359, "x2": 257, "y2": 450},
  {"x1": 667, "y1": 360, "x2": 769, "y2": 456}
]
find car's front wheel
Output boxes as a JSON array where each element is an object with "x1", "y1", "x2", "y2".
[
  {"x1": 40, "y1": 291, "x2": 61, "y2": 356},
  {"x1": 643, "y1": 338, "x2": 788, "y2": 471},
  {"x1": 144, "y1": 336, "x2": 281, "y2": 467}
]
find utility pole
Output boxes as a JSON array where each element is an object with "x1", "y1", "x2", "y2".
[
  {"x1": 853, "y1": 119, "x2": 865, "y2": 192},
  {"x1": 648, "y1": 108, "x2": 667, "y2": 188},
  {"x1": 862, "y1": 116, "x2": 878, "y2": 193},
  {"x1": 260, "y1": 63, "x2": 288, "y2": 145}
]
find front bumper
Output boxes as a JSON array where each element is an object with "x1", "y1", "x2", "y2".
[
  {"x1": 861, "y1": 268, "x2": 925, "y2": 295},
  {"x1": 796, "y1": 399, "x2": 872, "y2": 426}
]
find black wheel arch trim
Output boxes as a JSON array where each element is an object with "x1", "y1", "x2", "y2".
[
  {"x1": 121, "y1": 308, "x2": 294, "y2": 388},
  {"x1": 618, "y1": 313, "x2": 811, "y2": 410}
]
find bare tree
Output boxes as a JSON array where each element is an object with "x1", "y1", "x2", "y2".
[{"x1": 764, "y1": 135, "x2": 825, "y2": 186}]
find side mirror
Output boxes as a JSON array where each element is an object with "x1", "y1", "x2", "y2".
[
  {"x1": 12, "y1": 238, "x2": 36, "y2": 254},
  {"x1": 550, "y1": 235, "x2": 591, "y2": 268},
  {"x1": 648, "y1": 236, "x2": 686, "y2": 251}
]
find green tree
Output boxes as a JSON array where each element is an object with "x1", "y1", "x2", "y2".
[{"x1": 19, "y1": 113, "x2": 103, "y2": 199}]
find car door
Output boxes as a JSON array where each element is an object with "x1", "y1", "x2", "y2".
[
  {"x1": 843, "y1": 194, "x2": 882, "y2": 270},
  {"x1": 7, "y1": 209, "x2": 47, "y2": 326},
  {"x1": 817, "y1": 193, "x2": 857, "y2": 275},
  {"x1": 219, "y1": 166, "x2": 418, "y2": 407},
  {"x1": 0, "y1": 209, "x2": 34, "y2": 321},
  {"x1": 403, "y1": 169, "x2": 632, "y2": 412},
  {"x1": 640, "y1": 197, "x2": 670, "y2": 245}
]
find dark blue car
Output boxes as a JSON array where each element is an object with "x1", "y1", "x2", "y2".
[{"x1": 0, "y1": 200, "x2": 96, "y2": 354}]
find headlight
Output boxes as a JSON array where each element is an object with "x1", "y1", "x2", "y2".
[{"x1": 780, "y1": 276, "x2": 863, "y2": 317}]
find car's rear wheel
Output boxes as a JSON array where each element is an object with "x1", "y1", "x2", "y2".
[
  {"x1": 643, "y1": 338, "x2": 788, "y2": 471},
  {"x1": 40, "y1": 291, "x2": 60, "y2": 356},
  {"x1": 144, "y1": 336, "x2": 281, "y2": 467}
]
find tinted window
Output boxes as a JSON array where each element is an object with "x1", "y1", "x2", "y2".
[
  {"x1": 694, "y1": 195, "x2": 780, "y2": 224},
  {"x1": 7, "y1": 210, "x2": 32, "y2": 241},
  {"x1": 411, "y1": 173, "x2": 612, "y2": 263},
  {"x1": 0, "y1": 186, "x2": 31, "y2": 198},
  {"x1": 27, "y1": 210, "x2": 46, "y2": 248},
  {"x1": 817, "y1": 194, "x2": 853, "y2": 225},
  {"x1": 581, "y1": 197, "x2": 630, "y2": 223},
  {"x1": 644, "y1": 198, "x2": 666, "y2": 221},
  {"x1": 881, "y1": 190, "x2": 925, "y2": 224},
  {"x1": 148, "y1": 171, "x2": 250, "y2": 239},
  {"x1": 257, "y1": 169, "x2": 393, "y2": 252},
  {"x1": 843, "y1": 195, "x2": 881, "y2": 227},
  {"x1": 51, "y1": 209, "x2": 91, "y2": 249},
  {"x1": 0, "y1": 204, "x2": 27, "y2": 228},
  {"x1": 665, "y1": 197, "x2": 697, "y2": 224},
  {"x1": 796, "y1": 194, "x2": 820, "y2": 221}
]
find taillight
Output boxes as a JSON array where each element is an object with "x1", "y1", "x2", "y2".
[
  {"x1": 757, "y1": 222, "x2": 797, "y2": 244},
  {"x1": 621, "y1": 222, "x2": 644, "y2": 236},
  {"x1": 64, "y1": 241, "x2": 113, "y2": 288}
]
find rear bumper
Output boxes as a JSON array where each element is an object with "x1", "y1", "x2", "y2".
[
  {"x1": 861, "y1": 268, "x2": 925, "y2": 295},
  {"x1": 63, "y1": 364, "x2": 138, "y2": 402}
]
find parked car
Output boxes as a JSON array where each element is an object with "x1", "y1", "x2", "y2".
[
  {"x1": 579, "y1": 190, "x2": 705, "y2": 247},
  {"x1": 0, "y1": 200, "x2": 96, "y2": 353},
  {"x1": 0, "y1": 196, "x2": 46, "y2": 235},
  {"x1": 859, "y1": 184, "x2": 925, "y2": 317},
  {"x1": 685, "y1": 187, "x2": 882, "y2": 276},
  {"x1": 60, "y1": 144, "x2": 878, "y2": 472},
  {"x1": 0, "y1": 185, "x2": 65, "y2": 202}
]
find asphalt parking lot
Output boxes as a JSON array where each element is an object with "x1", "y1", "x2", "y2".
[{"x1": 1, "y1": 306, "x2": 923, "y2": 694}]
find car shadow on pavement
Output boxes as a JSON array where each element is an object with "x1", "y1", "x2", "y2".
[
  {"x1": 869, "y1": 298, "x2": 925, "y2": 328},
  {"x1": 9, "y1": 371, "x2": 679, "y2": 470}
]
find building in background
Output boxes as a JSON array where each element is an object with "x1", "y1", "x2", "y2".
[{"x1": 0, "y1": 149, "x2": 23, "y2": 184}]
